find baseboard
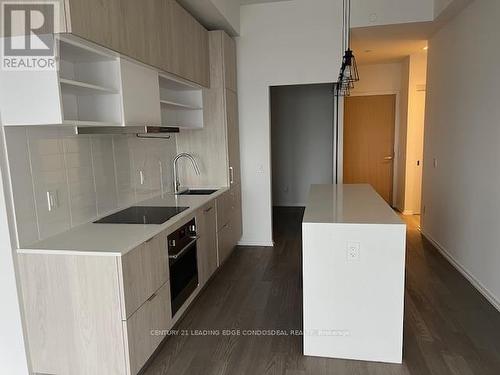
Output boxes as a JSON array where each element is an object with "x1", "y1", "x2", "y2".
[
  {"x1": 402, "y1": 210, "x2": 414, "y2": 215},
  {"x1": 421, "y1": 230, "x2": 500, "y2": 313},
  {"x1": 237, "y1": 239, "x2": 274, "y2": 247}
]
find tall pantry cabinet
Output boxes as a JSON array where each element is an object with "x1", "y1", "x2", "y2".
[{"x1": 177, "y1": 30, "x2": 242, "y2": 264}]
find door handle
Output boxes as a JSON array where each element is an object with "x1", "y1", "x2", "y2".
[
  {"x1": 168, "y1": 236, "x2": 199, "y2": 260},
  {"x1": 229, "y1": 167, "x2": 234, "y2": 184},
  {"x1": 383, "y1": 156, "x2": 394, "y2": 161}
]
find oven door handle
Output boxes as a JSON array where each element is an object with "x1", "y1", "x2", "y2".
[{"x1": 168, "y1": 236, "x2": 199, "y2": 260}]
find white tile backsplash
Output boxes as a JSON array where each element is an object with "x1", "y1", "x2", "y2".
[{"x1": 5, "y1": 128, "x2": 177, "y2": 247}]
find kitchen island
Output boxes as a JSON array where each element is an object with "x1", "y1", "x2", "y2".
[{"x1": 302, "y1": 184, "x2": 406, "y2": 364}]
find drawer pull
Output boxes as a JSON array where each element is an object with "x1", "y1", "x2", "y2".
[
  {"x1": 204, "y1": 206, "x2": 213, "y2": 213},
  {"x1": 147, "y1": 292, "x2": 158, "y2": 302}
]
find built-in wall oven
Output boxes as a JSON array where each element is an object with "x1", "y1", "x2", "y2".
[{"x1": 168, "y1": 219, "x2": 199, "y2": 316}]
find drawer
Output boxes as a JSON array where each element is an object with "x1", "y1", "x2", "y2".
[
  {"x1": 123, "y1": 282, "x2": 171, "y2": 375},
  {"x1": 216, "y1": 191, "x2": 231, "y2": 231},
  {"x1": 119, "y1": 232, "x2": 169, "y2": 319},
  {"x1": 216, "y1": 186, "x2": 241, "y2": 231}
]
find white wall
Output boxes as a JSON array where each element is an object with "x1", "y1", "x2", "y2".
[
  {"x1": 434, "y1": 0, "x2": 454, "y2": 17},
  {"x1": 403, "y1": 52, "x2": 427, "y2": 214},
  {"x1": 351, "y1": 0, "x2": 434, "y2": 27},
  {"x1": 271, "y1": 84, "x2": 334, "y2": 207},
  {"x1": 351, "y1": 63, "x2": 403, "y2": 94},
  {"x1": 5, "y1": 127, "x2": 177, "y2": 247},
  {"x1": 237, "y1": 0, "x2": 342, "y2": 246},
  {"x1": 422, "y1": 0, "x2": 500, "y2": 310},
  {"x1": 179, "y1": 0, "x2": 240, "y2": 36},
  {"x1": 212, "y1": 0, "x2": 240, "y2": 34}
]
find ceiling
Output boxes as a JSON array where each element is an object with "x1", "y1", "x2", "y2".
[{"x1": 351, "y1": 22, "x2": 431, "y2": 65}]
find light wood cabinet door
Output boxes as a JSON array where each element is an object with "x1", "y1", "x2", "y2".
[
  {"x1": 118, "y1": 0, "x2": 163, "y2": 67},
  {"x1": 223, "y1": 33, "x2": 237, "y2": 92},
  {"x1": 217, "y1": 221, "x2": 233, "y2": 266},
  {"x1": 65, "y1": 0, "x2": 121, "y2": 51},
  {"x1": 230, "y1": 186, "x2": 243, "y2": 247},
  {"x1": 226, "y1": 89, "x2": 241, "y2": 186},
  {"x1": 169, "y1": 0, "x2": 210, "y2": 87},
  {"x1": 119, "y1": 232, "x2": 169, "y2": 319},
  {"x1": 197, "y1": 201, "x2": 218, "y2": 285},
  {"x1": 124, "y1": 282, "x2": 171, "y2": 375},
  {"x1": 216, "y1": 191, "x2": 231, "y2": 231}
]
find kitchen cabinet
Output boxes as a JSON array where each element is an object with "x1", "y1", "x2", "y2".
[
  {"x1": 118, "y1": 232, "x2": 169, "y2": 319},
  {"x1": 120, "y1": 59, "x2": 162, "y2": 126},
  {"x1": 216, "y1": 185, "x2": 242, "y2": 265},
  {"x1": 123, "y1": 282, "x2": 171, "y2": 375},
  {"x1": 64, "y1": 0, "x2": 208, "y2": 86},
  {"x1": 176, "y1": 30, "x2": 242, "y2": 189},
  {"x1": 0, "y1": 36, "x2": 165, "y2": 127},
  {"x1": 196, "y1": 201, "x2": 218, "y2": 286},
  {"x1": 226, "y1": 89, "x2": 241, "y2": 186},
  {"x1": 217, "y1": 220, "x2": 233, "y2": 266},
  {"x1": 17, "y1": 194, "x2": 227, "y2": 374},
  {"x1": 169, "y1": 0, "x2": 210, "y2": 87},
  {"x1": 64, "y1": 0, "x2": 121, "y2": 51},
  {"x1": 0, "y1": 36, "x2": 123, "y2": 126}
]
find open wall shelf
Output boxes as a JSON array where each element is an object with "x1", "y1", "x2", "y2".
[
  {"x1": 58, "y1": 37, "x2": 122, "y2": 126},
  {"x1": 158, "y1": 74, "x2": 204, "y2": 129}
]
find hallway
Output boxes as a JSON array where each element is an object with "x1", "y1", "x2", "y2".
[{"x1": 144, "y1": 208, "x2": 500, "y2": 375}]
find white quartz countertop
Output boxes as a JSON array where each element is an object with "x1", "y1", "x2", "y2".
[
  {"x1": 17, "y1": 188, "x2": 228, "y2": 256},
  {"x1": 303, "y1": 184, "x2": 404, "y2": 225}
]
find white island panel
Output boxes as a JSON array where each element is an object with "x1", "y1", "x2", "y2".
[{"x1": 302, "y1": 184, "x2": 406, "y2": 364}]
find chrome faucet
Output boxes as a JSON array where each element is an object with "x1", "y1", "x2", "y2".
[{"x1": 172, "y1": 153, "x2": 201, "y2": 194}]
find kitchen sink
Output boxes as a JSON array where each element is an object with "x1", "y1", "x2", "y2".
[{"x1": 178, "y1": 189, "x2": 218, "y2": 196}]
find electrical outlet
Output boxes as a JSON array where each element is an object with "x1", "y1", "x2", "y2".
[{"x1": 347, "y1": 241, "x2": 360, "y2": 263}]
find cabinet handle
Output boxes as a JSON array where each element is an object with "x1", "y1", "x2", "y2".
[
  {"x1": 147, "y1": 292, "x2": 158, "y2": 302},
  {"x1": 229, "y1": 166, "x2": 234, "y2": 184},
  {"x1": 204, "y1": 206, "x2": 213, "y2": 213}
]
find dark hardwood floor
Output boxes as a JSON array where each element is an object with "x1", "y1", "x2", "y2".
[{"x1": 143, "y1": 207, "x2": 500, "y2": 375}]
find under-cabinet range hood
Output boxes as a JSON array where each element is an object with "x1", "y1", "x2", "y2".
[{"x1": 75, "y1": 126, "x2": 179, "y2": 138}]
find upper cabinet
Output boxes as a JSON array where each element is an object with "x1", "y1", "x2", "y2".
[
  {"x1": 120, "y1": 59, "x2": 161, "y2": 127},
  {"x1": 168, "y1": 1, "x2": 210, "y2": 88},
  {"x1": 64, "y1": 0, "x2": 121, "y2": 52},
  {"x1": 0, "y1": 37, "x2": 122, "y2": 126},
  {"x1": 63, "y1": 0, "x2": 209, "y2": 87},
  {"x1": 0, "y1": 36, "x2": 165, "y2": 127}
]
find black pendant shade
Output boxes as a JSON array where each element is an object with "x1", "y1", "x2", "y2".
[{"x1": 335, "y1": 0, "x2": 359, "y2": 97}]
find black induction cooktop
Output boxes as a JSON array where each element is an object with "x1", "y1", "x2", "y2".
[{"x1": 94, "y1": 206, "x2": 189, "y2": 225}]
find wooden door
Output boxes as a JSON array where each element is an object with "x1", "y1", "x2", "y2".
[{"x1": 343, "y1": 95, "x2": 396, "y2": 204}]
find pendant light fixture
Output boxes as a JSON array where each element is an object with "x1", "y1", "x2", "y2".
[{"x1": 336, "y1": 0, "x2": 359, "y2": 97}]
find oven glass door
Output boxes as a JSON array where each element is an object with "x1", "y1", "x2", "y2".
[{"x1": 169, "y1": 240, "x2": 198, "y2": 316}]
